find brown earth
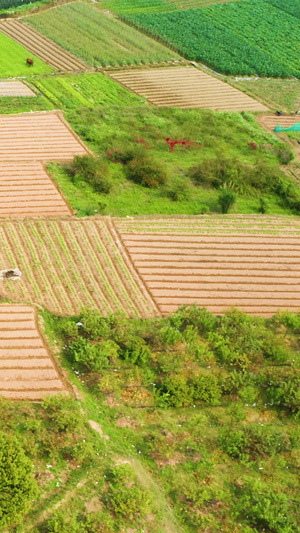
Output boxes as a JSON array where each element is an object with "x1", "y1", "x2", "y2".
[
  {"x1": 0, "y1": 304, "x2": 66, "y2": 400},
  {"x1": 114, "y1": 215, "x2": 300, "y2": 317},
  {"x1": 0, "y1": 19, "x2": 88, "y2": 72},
  {"x1": 257, "y1": 114, "x2": 300, "y2": 133},
  {"x1": 0, "y1": 111, "x2": 89, "y2": 162},
  {"x1": 0, "y1": 80, "x2": 35, "y2": 97},
  {"x1": 108, "y1": 66, "x2": 268, "y2": 111},
  {"x1": 0, "y1": 162, "x2": 71, "y2": 217},
  {"x1": 0, "y1": 217, "x2": 157, "y2": 317}
]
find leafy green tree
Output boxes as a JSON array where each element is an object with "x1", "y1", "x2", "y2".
[
  {"x1": 0, "y1": 432, "x2": 38, "y2": 529},
  {"x1": 218, "y1": 187, "x2": 237, "y2": 214}
]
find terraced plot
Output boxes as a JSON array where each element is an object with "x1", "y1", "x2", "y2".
[
  {"x1": 109, "y1": 67, "x2": 268, "y2": 110},
  {"x1": 115, "y1": 215, "x2": 300, "y2": 317},
  {"x1": 0, "y1": 111, "x2": 89, "y2": 162},
  {"x1": 0, "y1": 304, "x2": 66, "y2": 401},
  {"x1": 0, "y1": 218, "x2": 157, "y2": 317},
  {"x1": 0, "y1": 162, "x2": 71, "y2": 217},
  {"x1": 257, "y1": 114, "x2": 300, "y2": 133},
  {"x1": 0, "y1": 19, "x2": 88, "y2": 71},
  {"x1": 0, "y1": 81, "x2": 35, "y2": 97}
]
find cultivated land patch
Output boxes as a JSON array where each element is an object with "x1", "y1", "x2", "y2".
[
  {"x1": 109, "y1": 67, "x2": 268, "y2": 111},
  {"x1": 114, "y1": 215, "x2": 300, "y2": 317},
  {"x1": 0, "y1": 80, "x2": 35, "y2": 97},
  {"x1": 256, "y1": 114, "x2": 300, "y2": 134},
  {"x1": 0, "y1": 304, "x2": 66, "y2": 401},
  {"x1": 0, "y1": 30, "x2": 52, "y2": 78},
  {"x1": 0, "y1": 19, "x2": 88, "y2": 71},
  {"x1": 0, "y1": 111, "x2": 89, "y2": 162},
  {"x1": 26, "y1": 1, "x2": 180, "y2": 67},
  {"x1": 0, "y1": 162, "x2": 71, "y2": 217},
  {"x1": 0, "y1": 218, "x2": 157, "y2": 317}
]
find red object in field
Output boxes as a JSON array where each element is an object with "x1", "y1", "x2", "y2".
[
  {"x1": 26, "y1": 58, "x2": 34, "y2": 66},
  {"x1": 250, "y1": 142, "x2": 257, "y2": 150}
]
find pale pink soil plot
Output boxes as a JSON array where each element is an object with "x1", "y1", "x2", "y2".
[
  {"x1": 114, "y1": 215, "x2": 300, "y2": 317},
  {"x1": 0, "y1": 162, "x2": 71, "y2": 217},
  {"x1": 0, "y1": 80, "x2": 35, "y2": 97},
  {"x1": 0, "y1": 111, "x2": 89, "y2": 162},
  {"x1": 109, "y1": 67, "x2": 268, "y2": 111},
  {"x1": 0, "y1": 304, "x2": 66, "y2": 400},
  {"x1": 257, "y1": 114, "x2": 300, "y2": 133},
  {"x1": 0, "y1": 19, "x2": 87, "y2": 71}
]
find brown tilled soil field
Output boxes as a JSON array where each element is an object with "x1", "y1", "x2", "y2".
[
  {"x1": 109, "y1": 67, "x2": 268, "y2": 111},
  {"x1": 257, "y1": 114, "x2": 300, "y2": 133},
  {"x1": 0, "y1": 162, "x2": 71, "y2": 217},
  {"x1": 114, "y1": 215, "x2": 300, "y2": 317},
  {"x1": 0, "y1": 304, "x2": 66, "y2": 400},
  {"x1": 0, "y1": 111, "x2": 89, "y2": 162},
  {"x1": 0, "y1": 217, "x2": 157, "y2": 317},
  {"x1": 0, "y1": 80, "x2": 35, "y2": 97},
  {"x1": 0, "y1": 19, "x2": 87, "y2": 71}
]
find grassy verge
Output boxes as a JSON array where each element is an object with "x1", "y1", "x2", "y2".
[
  {"x1": 0, "y1": 32, "x2": 53, "y2": 78},
  {"x1": 232, "y1": 78, "x2": 300, "y2": 113}
]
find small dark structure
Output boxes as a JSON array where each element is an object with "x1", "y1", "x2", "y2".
[{"x1": 26, "y1": 58, "x2": 34, "y2": 66}]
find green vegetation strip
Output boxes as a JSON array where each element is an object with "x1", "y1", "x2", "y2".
[
  {"x1": 124, "y1": 0, "x2": 300, "y2": 77},
  {"x1": 0, "y1": 31, "x2": 53, "y2": 78},
  {"x1": 26, "y1": 2, "x2": 180, "y2": 67}
]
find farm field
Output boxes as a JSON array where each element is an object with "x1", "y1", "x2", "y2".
[
  {"x1": 0, "y1": 111, "x2": 89, "y2": 161},
  {"x1": 0, "y1": 81, "x2": 35, "y2": 97},
  {"x1": 26, "y1": 2, "x2": 180, "y2": 67},
  {"x1": 0, "y1": 218, "x2": 157, "y2": 317},
  {"x1": 0, "y1": 162, "x2": 71, "y2": 217},
  {"x1": 0, "y1": 19, "x2": 88, "y2": 71},
  {"x1": 101, "y1": 0, "x2": 239, "y2": 14},
  {"x1": 125, "y1": 0, "x2": 300, "y2": 77},
  {"x1": 115, "y1": 215, "x2": 300, "y2": 316},
  {"x1": 256, "y1": 114, "x2": 300, "y2": 134},
  {"x1": 0, "y1": 31, "x2": 52, "y2": 78},
  {"x1": 31, "y1": 72, "x2": 143, "y2": 110},
  {"x1": 109, "y1": 66, "x2": 268, "y2": 110},
  {"x1": 265, "y1": 0, "x2": 300, "y2": 19},
  {"x1": 0, "y1": 94, "x2": 52, "y2": 114},
  {"x1": 0, "y1": 304, "x2": 66, "y2": 400},
  {"x1": 233, "y1": 78, "x2": 300, "y2": 114}
]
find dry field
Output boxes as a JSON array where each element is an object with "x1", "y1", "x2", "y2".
[
  {"x1": 109, "y1": 67, "x2": 268, "y2": 111},
  {"x1": 0, "y1": 218, "x2": 157, "y2": 317},
  {"x1": 0, "y1": 80, "x2": 35, "y2": 97},
  {"x1": 0, "y1": 304, "x2": 66, "y2": 400},
  {"x1": 0, "y1": 162, "x2": 71, "y2": 217},
  {"x1": 257, "y1": 114, "x2": 300, "y2": 133},
  {"x1": 0, "y1": 19, "x2": 88, "y2": 72},
  {"x1": 114, "y1": 215, "x2": 300, "y2": 317},
  {"x1": 0, "y1": 111, "x2": 89, "y2": 162}
]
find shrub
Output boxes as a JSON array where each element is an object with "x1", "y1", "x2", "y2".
[
  {"x1": 105, "y1": 465, "x2": 150, "y2": 521},
  {"x1": 121, "y1": 337, "x2": 151, "y2": 366},
  {"x1": 158, "y1": 375, "x2": 193, "y2": 407},
  {"x1": 233, "y1": 479, "x2": 295, "y2": 532},
  {"x1": 68, "y1": 337, "x2": 118, "y2": 372},
  {"x1": 166, "y1": 177, "x2": 192, "y2": 201},
  {"x1": 42, "y1": 394, "x2": 83, "y2": 433},
  {"x1": 192, "y1": 375, "x2": 222, "y2": 405},
  {"x1": 258, "y1": 197, "x2": 269, "y2": 214},
  {"x1": 219, "y1": 426, "x2": 290, "y2": 460},
  {"x1": 69, "y1": 155, "x2": 112, "y2": 194},
  {"x1": 80, "y1": 308, "x2": 111, "y2": 340},
  {"x1": 125, "y1": 153, "x2": 167, "y2": 188},
  {"x1": 0, "y1": 432, "x2": 38, "y2": 529},
  {"x1": 218, "y1": 187, "x2": 237, "y2": 214},
  {"x1": 264, "y1": 372, "x2": 300, "y2": 413}
]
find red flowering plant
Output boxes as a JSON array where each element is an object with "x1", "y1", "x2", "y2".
[{"x1": 165, "y1": 137, "x2": 197, "y2": 152}]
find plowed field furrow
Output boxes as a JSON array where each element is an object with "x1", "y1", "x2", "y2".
[
  {"x1": 0, "y1": 81, "x2": 35, "y2": 97},
  {"x1": 257, "y1": 115, "x2": 300, "y2": 133},
  {"x1": 115, "y1": 215, "x2": 300, "y2": 317},
  {"x1": 0, "y1": 112, "x2": 89, "y2": 163},
  {"x1": 0, "y1": 20, "x2": 87, "y2": 71},
  {"x1": 109, "y1": 67, "x2": 268, "y2": 111},
  {"x1": 0, "y1": 219, "x2": 155, "y2": 317},
  {"x1": 0, "y1": 304, "x2": 66, "y2": 400},
  {"x1": 0, "y1": 391, "x2": 64, "y2": 399}
]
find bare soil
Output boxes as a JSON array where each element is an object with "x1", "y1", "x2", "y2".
[
  {"x1": 0, "y1": 80, "x2": 36, "y2": 97},
  {"x1": 109, "y1": 66, "x2": 268, "y2": 111}
]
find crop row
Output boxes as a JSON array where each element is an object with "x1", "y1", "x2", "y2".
[
  {"x1": 0, "y1": 0, "x2": 39, "y2": 10},
  {"x1": 0, "y1": 219, "x2": 156, "y2": 317},
  {"x1": 124, "y1": 0, "x2": 300, "y2": 77},
  {"x1": 27, "y1": 2, "x2": 179, "y2": 67},
  {"x1": 265, "y1": 0, "x2": 300, "y2": 20}
]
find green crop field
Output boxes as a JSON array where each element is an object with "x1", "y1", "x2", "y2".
[
  {"x1": 31, "y1": 73, "x2": 143, "y2": 110},
  {"x1": 0, "y1": 32, "x2": 53, "y2": 78},
  {"x1": 124, "y1": 0, "x2": 300, "y2": 77},
  {"x1": 26, "y1": 1, "x2": 180, "y2": 67},
  {"x1": 265, "y1": 0, "x2": 300, "y2": 19},
  {"x1": 101, "y1": 0, "x2": 238, "y2": 14},
  {"x1": 0, "y1": 95, "x2": 52, "y2": 114}
]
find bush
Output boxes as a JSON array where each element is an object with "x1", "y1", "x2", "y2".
[
  {"x1": 233, "y1": 479, "x2": 295, "y2": 532},
  {"x1": 218, "y1": 187, "x2": 237, "y2": 213},
  {"x1": 192, "y1": 375, "x2": 222, "y2": 405},
  {"x1": 121, "y1": 337, "x2": 151, "y2": 366},
  {"x1": 125, "y1": 153, "x2": 167, "y2": 188},
  {"x1": 42, "y1": 394, "x2": 83, "y2": 434},
  {"x1": 69, "y1": 155, "x2": 112, "y2": 194},
  {"x1": 264, "y1": 372, "x2": 300, "y2": 413},
  {"x1": 106, "y1": 465, "x2": 150, "y2": 520},
  {"x1": 80, "y1": 308, "x2": 111, "y2": 340},
  {"x1": 165, "y1": 177, "x2": 192, "y2": 201},
  {"x1": 219, "y1": 426, "x2": 290, "y2": 460},
  {"x1": 68, "y1": 337, "x2": 118, "y2": 372},
  {"x1": 0, "y1": 432, "x2": 38, "y2": 529},
  {"x1": 158, "y1": 374, "x2": 193, "y2": 407}
]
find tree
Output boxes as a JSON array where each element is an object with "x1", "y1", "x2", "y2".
[
  {"x1": 0, "y1": 432, "x2": 38, "y2": 529},
  {"x1": 218, "y1": 187, "x2": 237, "y2": 214}
]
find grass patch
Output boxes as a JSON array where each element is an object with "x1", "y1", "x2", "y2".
[
  {"x1": 31, "y1": 72, "x2": 144, "y2": 109},
  {"x1": 0, "y1": 32, "x2": 53, "y2": 78},
  {"x1": 26, "y1": 1, "x2": 180, "y2": 67},
  {"x1": 0, "y1": 94, "x2": 52, "y2": 114},
  {"x1": 232, "y1": 78, "x2": 300, "y2": 113},
  {"x1": 48, "y1": 106, "x2": 297, "y2": 217}
]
